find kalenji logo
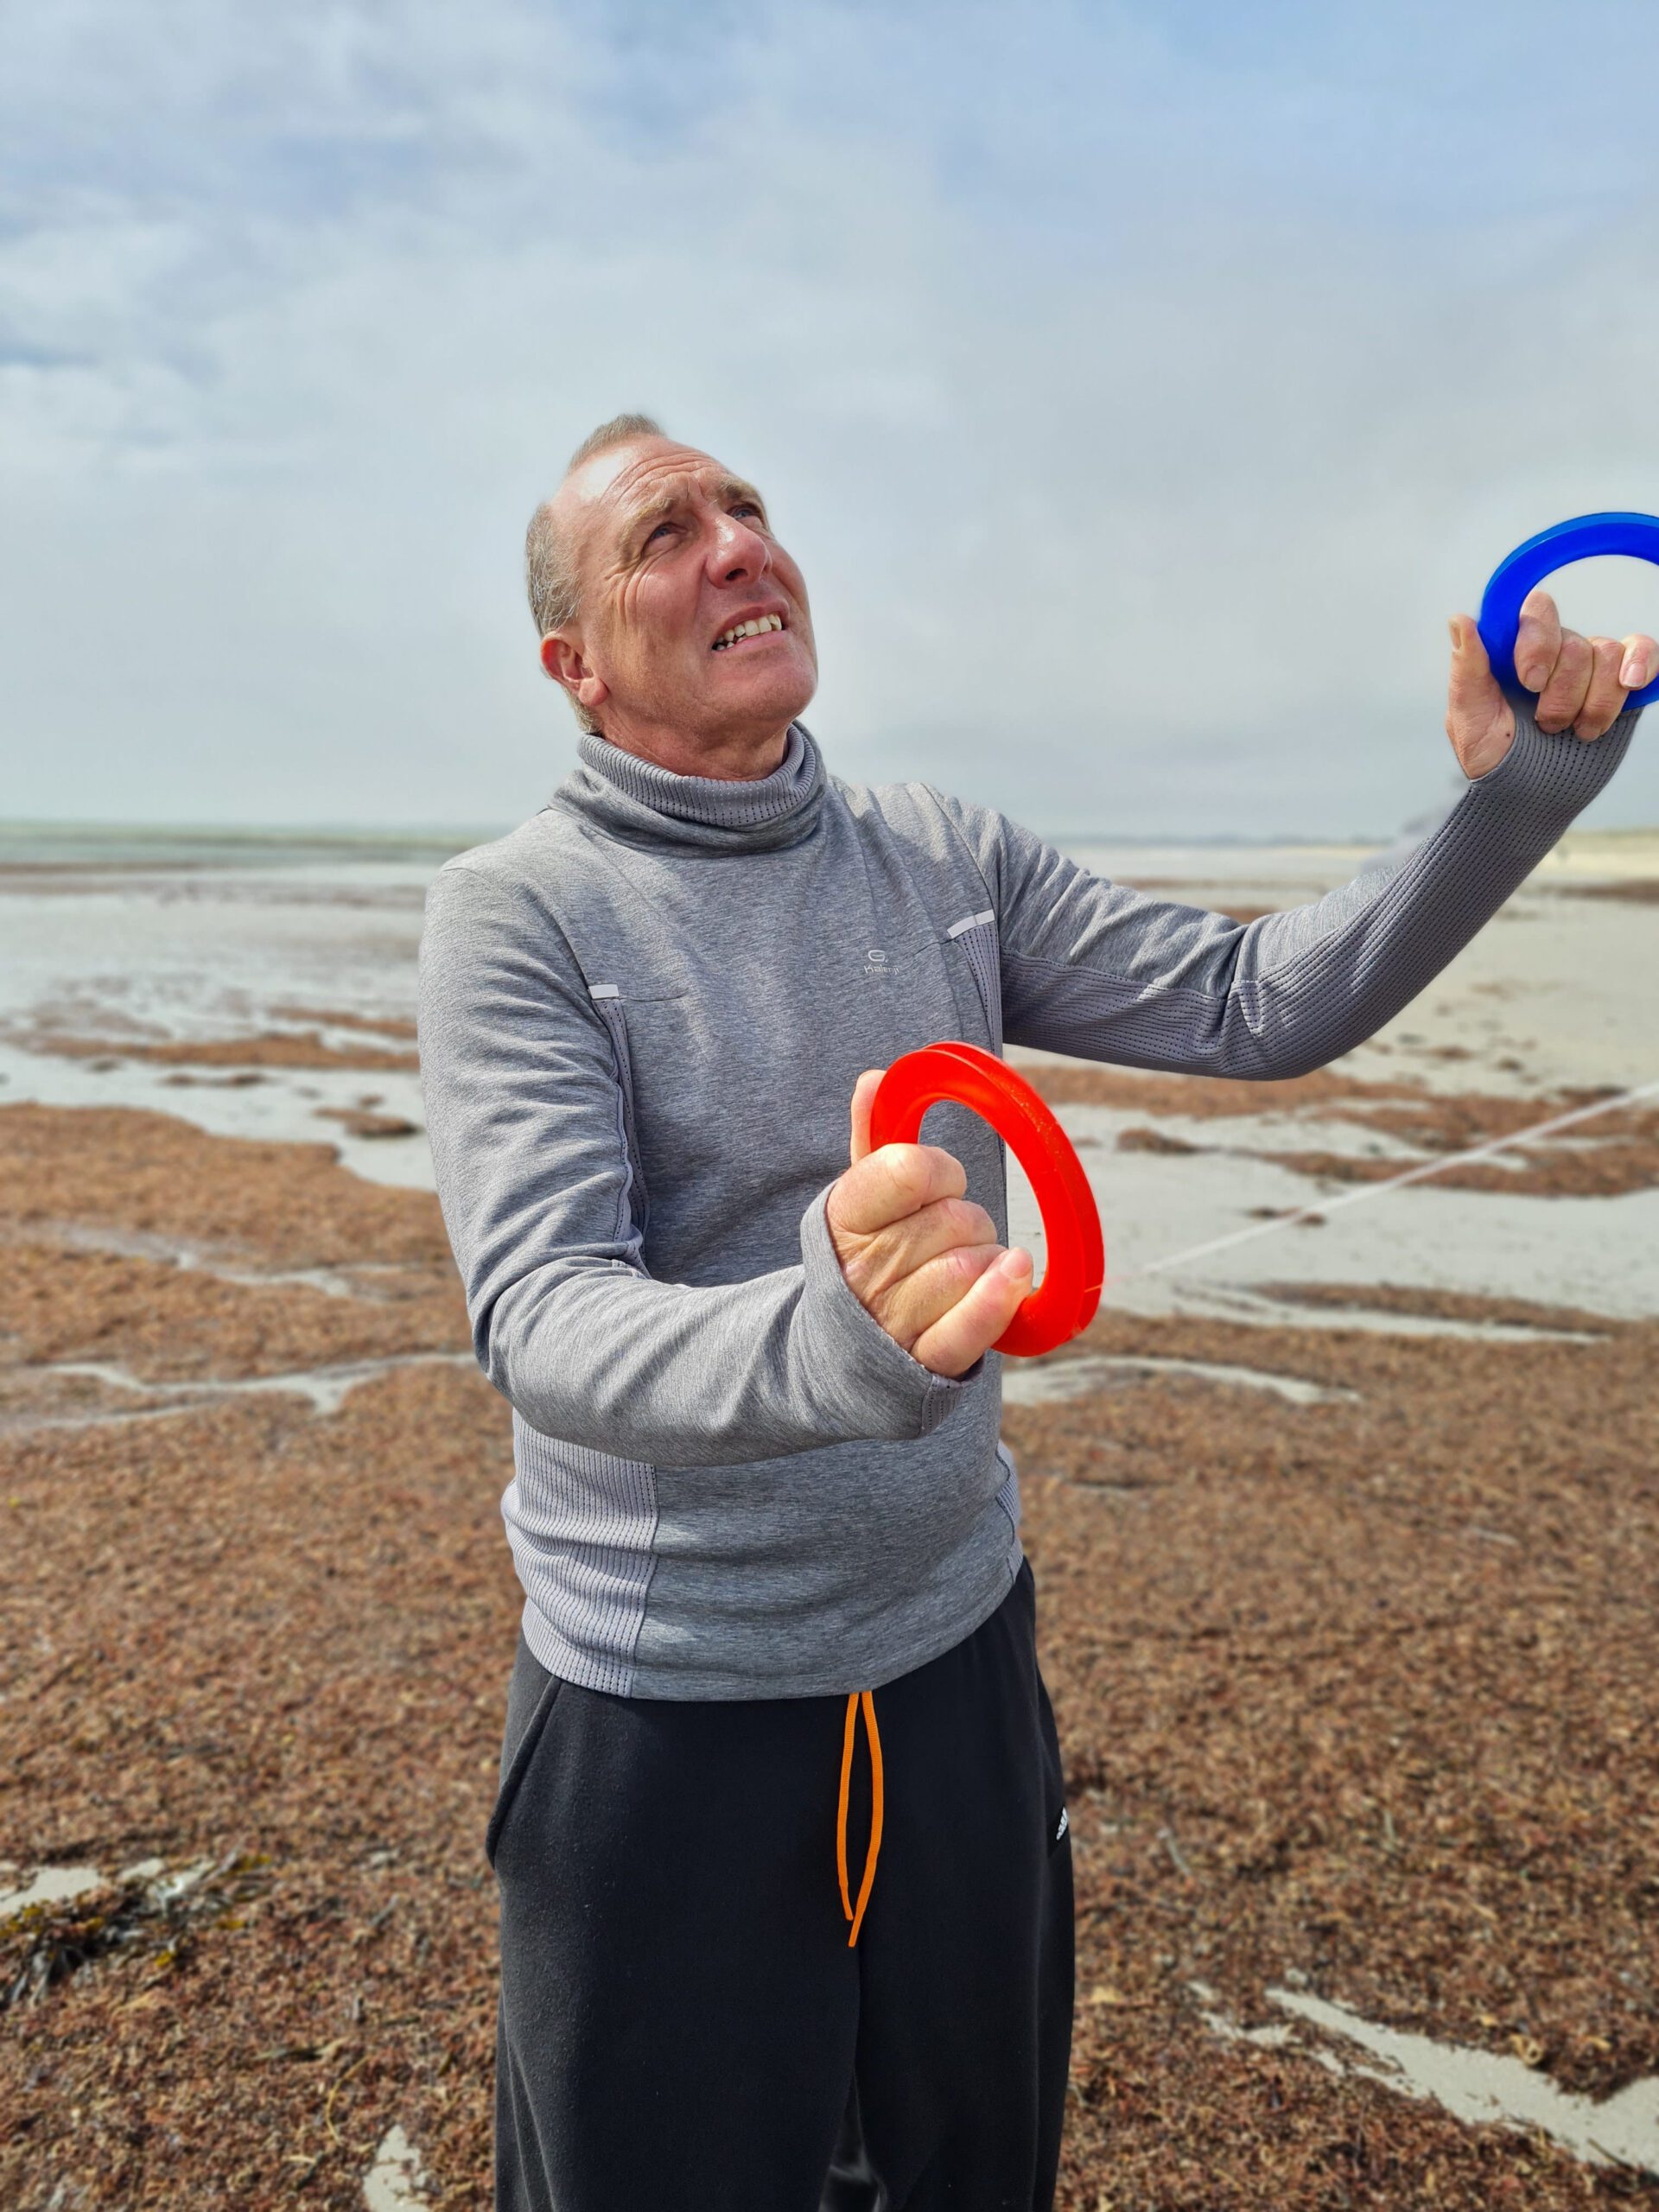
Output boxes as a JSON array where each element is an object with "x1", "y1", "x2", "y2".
[{"x1": 1054, "y1": 1808, "x2": 1068, "y2": 1843}]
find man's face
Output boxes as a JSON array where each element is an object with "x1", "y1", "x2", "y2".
[{"x1": 545, "y1": 437, "x2": 818, "y2": 765}]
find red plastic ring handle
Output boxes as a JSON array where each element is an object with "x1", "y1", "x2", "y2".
[{"x1": 868, "y1": 1041, "x2": 1104, "y2": 1359}]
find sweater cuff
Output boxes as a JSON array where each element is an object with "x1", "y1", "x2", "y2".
[
  {"x1": 795, "y1": 1185, "x2": 975, "y2": 1440},
  {"x1": 1463, "y1": 701, "x2": 1638, "y2": 837}
]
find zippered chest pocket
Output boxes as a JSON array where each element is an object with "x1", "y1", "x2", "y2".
[
  {"x1": 946, "y1": 909, "x2": 1002, "y2": 1052},
  {"x1": 587, "y1": 983, "x2": 686, "y2": 1249}
]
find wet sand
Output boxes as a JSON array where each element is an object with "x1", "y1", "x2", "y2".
[
  {"x1": 35, "y1": 1032, "x2": 420, "y2": 1072},
  {"x1": 2, "y1": 1108, "x2": 1655, "y2": 2207},
  {"x1": 1018, "y1": 1297, "x2": 1658, "y2": 2202},
  {"x1": 3, "y1": 827, "x2": 1657, "y2": 2207}
]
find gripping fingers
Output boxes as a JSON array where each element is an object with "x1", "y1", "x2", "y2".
[
  {"x1": 1515, "y1": 588, "x2": 1562, "y2": 692},
  {"x1": 1573, "y1": 636, "x2": 1628, "y2": 740},
  {"x1": 1534, "y1": 626, "x2": 1593, "y2": 734},
  {"x1": 909, "y1": 1248, "x2": 1034, "y2": 1378},
  {"x1": 828, "y1": 1142, "x2": 966, "y2": 1241},
  {"x1": 846, "y1": 1195, "x2": 1000, "y2": 1306},
  {"x1": 873, "y1": 1237, "x2": 1007, "y2": 1352}
]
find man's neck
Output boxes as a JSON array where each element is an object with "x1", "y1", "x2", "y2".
[{"x1": 591, "y1": 719, "x2": 791, "y2": 783}]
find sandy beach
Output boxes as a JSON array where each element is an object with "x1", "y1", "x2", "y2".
[{"x1": 2, "y1": 823, "x2": 1656, "y2": 2208}]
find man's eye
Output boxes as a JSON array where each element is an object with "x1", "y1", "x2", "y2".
[
  {"x1": 645, "y1": 521, "x2": 675, "y2": 546},
  {"x1": 733, "y1": 502, "x2": 766, "y2": 524}
]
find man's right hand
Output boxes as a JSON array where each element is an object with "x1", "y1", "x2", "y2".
[{"x1": 824, "y1": 1069, "x2": 1033, "y2": 1378}]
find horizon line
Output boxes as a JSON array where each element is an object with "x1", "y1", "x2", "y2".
[{"x1": 3, "y1": 815, "x2": 1657, "y2": 851}]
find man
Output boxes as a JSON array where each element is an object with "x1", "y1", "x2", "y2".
[{"x1": 417, "y1": 414, "x2": 1649, "y2": 2210}]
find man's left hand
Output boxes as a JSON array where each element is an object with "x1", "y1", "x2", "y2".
[{"x1": 1446, "y1": 591, "x2": 1656, "y2": 779}]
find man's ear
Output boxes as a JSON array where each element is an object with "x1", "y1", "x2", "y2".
[{"x1": 540, "y1": 632, "x2": 609, "y2": 717}]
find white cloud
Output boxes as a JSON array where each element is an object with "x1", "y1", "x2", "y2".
[{"x1": 4, "y1": 0, "x2": 1659, "y2": 833}]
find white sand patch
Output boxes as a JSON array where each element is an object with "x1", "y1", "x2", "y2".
[
  {"x1": 363, "y1": 2126, "x2": 431, "y2": 2210},
  {"x1": 0, "y1": 1223, "x2": 429, "y2": 1303},
  {"x1": 0, "y1": 1853, "x2": 217, "y2": 1925},
  {"x1": 1192, "y1": 1981, "x2": 1659, "y2": 2177},
  {"x1": 147, "y1": 1856, "x2": 218, "y2": 1903},
  {"x1": 1178, "y1": 1281, "x2": 1605, "y2": 1343},
  {"x1": 114, "y1": 1858, "x2": 168, "y2": 1884},
  {"x1": 16, "y1": 1352, "x2": 477, "y2": 1428},
  {"x1": 0, "y1": 1865, "x2": 106, "y2": 1922},
  {"x1": 1001, "y1": 1353, "x2": 1355, "y2": 1408}
]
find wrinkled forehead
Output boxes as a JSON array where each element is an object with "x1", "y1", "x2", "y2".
[{"x1": 563, "y1": 438, "x2": 759, "y2": 567}]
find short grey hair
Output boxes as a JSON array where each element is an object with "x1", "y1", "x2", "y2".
[{"x1": 525, "y1": 411, "x2": 665, "y2": 734}]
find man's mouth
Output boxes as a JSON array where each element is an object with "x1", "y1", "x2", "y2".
[{"x1": 711, "y1": 613, "x2": 786, "y2": 652}]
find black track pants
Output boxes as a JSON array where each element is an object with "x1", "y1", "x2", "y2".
[{"x1": 489, "y1": 1560, "x2": 1074, "y2": 2211}]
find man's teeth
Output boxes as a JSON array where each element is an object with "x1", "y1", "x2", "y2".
[{"x1": 712, "y1": 613, "x2": 785, "y2": 650}]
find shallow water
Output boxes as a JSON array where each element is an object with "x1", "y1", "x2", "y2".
[{"x1": 5, "y1": 823, "x2": 1658, "y2": 1322}]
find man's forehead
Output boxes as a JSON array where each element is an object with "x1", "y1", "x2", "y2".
[{"x1": 567, "y1": 439, "x2": 749, "y2": 529}]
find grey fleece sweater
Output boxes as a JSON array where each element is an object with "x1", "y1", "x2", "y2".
[{"x1": 417, "y1": 707, "x2": 1637, "y2": 1700}]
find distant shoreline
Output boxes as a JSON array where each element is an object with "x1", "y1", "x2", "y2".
[{"x1": 4, "y1": 817, "x2": 1657, "y2": 862}]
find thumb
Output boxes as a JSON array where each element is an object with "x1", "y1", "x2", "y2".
[
  {"x1": 1446, "y1": 613, "x2": 1497, "y2": 713},
  {"x1": 849, "y1": 1067, "x2": 883, "y2": 1165},
  {"x1": 1446, "y1": 613, "x2": 1516, "y2": 778}
]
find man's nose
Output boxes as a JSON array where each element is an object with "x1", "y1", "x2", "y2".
[{"x1": 707, "y1": 513, "x2": 769, "y2": 582}]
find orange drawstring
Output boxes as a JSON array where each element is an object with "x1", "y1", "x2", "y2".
[{"x1": 836, "y1": 1689, "x2": 884, "y2": 1947}]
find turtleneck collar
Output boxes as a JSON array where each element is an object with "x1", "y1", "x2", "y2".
[{"x1": 555, "y1": 721, "x2": 828, "y2": 855}]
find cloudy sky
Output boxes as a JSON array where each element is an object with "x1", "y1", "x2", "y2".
[{"x1": 6, "y1": 0, "x2": 1659, "y2": 836}]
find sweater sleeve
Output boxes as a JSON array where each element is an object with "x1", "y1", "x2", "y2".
[
  {"x1": 416, "y1": 859, "x2": 969, "y2": 1465},
  {"x1": 933, "y1": 706, "x2": 1638, "y2": 1079}
]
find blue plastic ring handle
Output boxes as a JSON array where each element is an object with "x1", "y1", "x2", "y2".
[{"x1": 1478, "y1": 511, "x2": 1659, "y2": 711}]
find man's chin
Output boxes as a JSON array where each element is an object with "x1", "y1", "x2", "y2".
[{"x1": 704, "y1": 660, "x2": 817, "y2": 730}]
